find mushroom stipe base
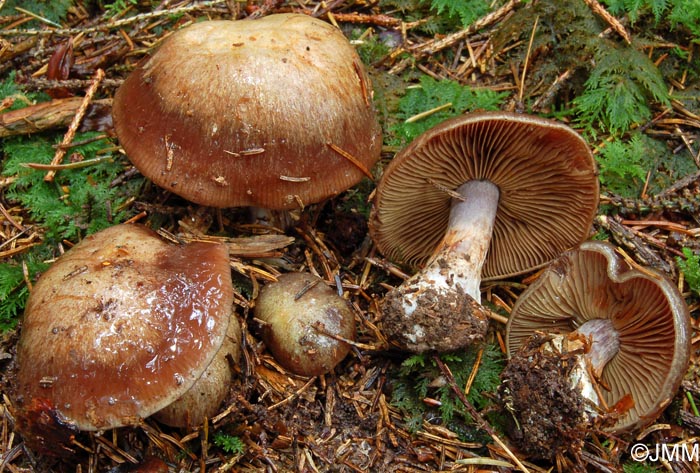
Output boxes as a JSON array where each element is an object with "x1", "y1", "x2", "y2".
[
  {"x1": 499, "y1": 332, "x2": 617, "y2": 461},
  {"x1": 381, "y1": 283, "x2": 489, "y2": 353}
]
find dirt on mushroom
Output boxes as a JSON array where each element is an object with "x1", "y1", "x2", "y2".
[
  {"x1": 1, "y1": 1, "x2": 699, "y2": 472},
  {"x1": 499, "y1": 332, "x2": 617, "y2": 462}
]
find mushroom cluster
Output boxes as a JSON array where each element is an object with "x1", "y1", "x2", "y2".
[
  {"x1": 14, "y1": 13, "x2": 384, "y2": 457},
  {"x1": 14, "y1": 224, "x2": 240, "y2": 455},
  {"x1": 112, "y1": 13, "x2": 382, "y2": 210},
  {"x1": 501, "y1": 241, "x2": 691, "y2": 460},
  {"x1": 370, "y1": 111, "x2": 599, "y2": 353}
]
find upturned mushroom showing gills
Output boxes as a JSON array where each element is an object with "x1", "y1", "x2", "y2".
[
  {"x1": 369, "y1": 111, "x2": 599, "y2": 353},
  {"x1": 502, "y1": 241, "x2": 691, "y2": 460},
  {"x1": 255, "y1": 272, "x2": 356, "y2": 377},
  {"x1": 112, "y1": 13, "x2": 382, "y2": 210},
  {"x1": 13, "y1": 224, "x2": 235, "y2": 456}
]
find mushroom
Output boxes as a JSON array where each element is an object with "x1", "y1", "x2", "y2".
[
  {"x1": 255, "y1": 272, "x2": 356, "y2": 376},
  {"x1": 112, "y1": 14, "x2": 382, "y2": 210},
  {"x1": 152, "y1": 313, "x2": 241, "y2": 428},
  {"x1": 13, "y1": 224, "x2": 237, "y2": 455},
  {"x1": 369, "y1": 111, "x2": 599, "y2": 352},
  {"x1": 502, "y1": 241, "x2": 691, "y2": 459}
]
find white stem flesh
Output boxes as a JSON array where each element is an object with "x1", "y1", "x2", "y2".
[{"x1": 546, "y1": 319, "x2": 620, "y2": 419}]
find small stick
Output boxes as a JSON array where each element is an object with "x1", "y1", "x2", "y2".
[
  {"x1": 24, "y1": 156, "x2": 113, "y2": 171},
  {"x1": 432, "y1": 354, "x2": 531, "y2": 473},
  {"x1": 327, "y1": 142, "x2": 373, "y2": 180},
  {"x1": 584, "y1": 0, "x2": 631, "y2": 44},
  {"x1": 0, "y1": 0, "x2": 229, "y2": 36},
  {"x1": 389, "y1": 0, "x2": 519, "y2": 74},
  {"x1": 532, "y1": 69, "x2": 573, "y2": 111},
  {"x1": 518, "y1": 15, "x2": 539, "y2": 104},
  {"x1": 405, "y1": 102, "x2": 453, "y2": 123},
  {"x1": 427, "y1": 177, "x2": 465, "y2": 201},
  {"x1": 44, "y1": 68, "x2": 104, "y2": 182},
  {"x1": 0, "y1": 201, "x2": 24, "y2": 231},
  {"x1": 464, "y1": 348, "x2": 483, "y2": 396},
  {"x1": 267, "y1": 376, "x2": 317, "y2": 411},
  {"x1": 14, "y1": 6, "x2": 62, "y2": 27}
]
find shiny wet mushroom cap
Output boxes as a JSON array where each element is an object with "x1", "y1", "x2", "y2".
[
  {"x1": 112, "y1": 14, "x2": 382, "y2": 209},
  {"x1": 14, "y1": 224, "x2": 233, "y2": 453},
  {"x1": 505, "y1": 241, "x2": 691, "y2": 436},
  {"x1": 255, "y1": 272, "x2": 356, "y2": 376},
  {"x1": 370, "y1": 111, "x2": 599, "y2": 352}
]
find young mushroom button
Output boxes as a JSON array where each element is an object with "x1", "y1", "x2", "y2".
[
  {"x1": 503, "y1": 241, "x2": 691, "y2": 459},
  {"x1": 255, "y1": 272, "x2": 356, "y2": 377},
  {"x1": 112, "y1": 14, "x2": 382, "y2": 210},
  {"x1": 369, "y1": 111, "x2": 599, "y2": 353},
  {"x1": 13, "y1": 224, "x2": 235, "y2": 456}
]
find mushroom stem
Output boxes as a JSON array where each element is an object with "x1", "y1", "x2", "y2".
[
  {"x1": 541, "y1": 320, "x2": 621, "y2": 417},
  {"x1": 404, "y1": 179, "x2": 500, "y2": 308},
  {"x1": 575, "y1": 318, "x2": 620, "y2": 378},
  {"x1": 380, "y1": 180, "x2": 498, "y2": 352}
]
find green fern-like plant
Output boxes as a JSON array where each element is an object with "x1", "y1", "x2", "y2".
[
  {"x1": 379, "y1": 0, "x2": 492, "y2": 35},
  {"x1": 602, "y1": 0, "x2": 700, "y2": 36},
  {"x1": 102, "y1": 0, "x2": 139, "y2": 18},
  {"x1": 2, "y1": 133, "x2": 142, "y2": 243},
  {"x1": 213, "y1": 433, "x2": 246, "y2": 455},
  {"x1": 602, "y1": 0, "x2": 669, "y2": 23},
  {"x1": 0, "y1": 253, "x2": 50, "y2": 330},
  {"x1": 677, "y1": 248, "x2": 700, "y2": 296},
  {"x1": 390, "y1": 344, "x2": 504, "y2": 438},
  {"x1": 427, "y1": 0, "x2": 492, "y2": 28},
  {"x1": 0, "y1": 71, "x2": 50, "y2": 112},
  {"x1": 574, "y1": 40, "x2": 670, "y2": 136},
  {"x1": 667, "y1": 0, "x2": 700, "y2": 37},
  {"x1": 390, "y1": 75, "x2": 507, "y2": 145},
  {"x1": 0, "y1": 0, "x2": 73, "y2": 26},
  {"x1": 596, "y1": 133, "x2": 657, "y2": 196}
]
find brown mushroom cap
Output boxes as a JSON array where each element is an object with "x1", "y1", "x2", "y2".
[
  {"x1": 15, "y1": 224, "x2": 233, "y2": 435},
  {"x1": 370, "y1": 111, "x2": 599, "y2": 280},
  {"x1": 505, "y1": 241, "x2": 691, "y2": 432},
  {"x1": 255, "y1": 272, "x2": 356, "y2": 376},
  {"x1": 112, "y1": 14, "x2": 381, "y2": 209}
]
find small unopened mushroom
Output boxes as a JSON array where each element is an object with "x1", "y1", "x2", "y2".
[
  {"x1": 255, "y1": 273, "x2": 356, "y2": 376},
  {"x1": 502, "y1": 241, "x2": 691, "y2": 460},
  {"x1": 112, "y1": 14, "x2": 381, "y2": 210},
  {"x1": 13, "y1": 224, "x2": 237, "y2": 455},
  {"x1": 370, "y1": 112, "x2": 599, "y2": 352}
]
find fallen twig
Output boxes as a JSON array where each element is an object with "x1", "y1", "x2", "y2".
[
  {"x1": 44, "y1": 68, "x2": 105, "y2": 182},
  {"x1": 432, "y1": 354, "x2": 531, "y2": 472}
]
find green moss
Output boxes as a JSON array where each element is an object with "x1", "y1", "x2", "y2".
[
  {"x1": 390, "y1": 344, "x2": 504, "y2": 440},
  {"x1": 0, "y1": 251, "x2": 50, "y2": 330},
  {"x1": 677, "y1": 248, "x2": 700, "y2": 295},
  {"x1": 574, "y1": 41, "x2": 670, "y2": 136},
  {"x1": 2, "y1": 133, "x2": 142, "y2": 243},
  {"x1": 0, "y1": 0, "x2": 73, "y2": 26},
  {"x1": 389, "y1": 75, "x2": 507, "y2": 146}
]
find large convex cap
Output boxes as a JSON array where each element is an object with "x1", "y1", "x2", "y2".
[
  {"x1": 15, "y1": 224, "x2": 233, "y2": 439},
  {"x1": 112, "y1": 14, "x2": 382, "y2": 209},
  {"x1": 370, "y1": 111, "x2": 599, "y2": 279}
]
